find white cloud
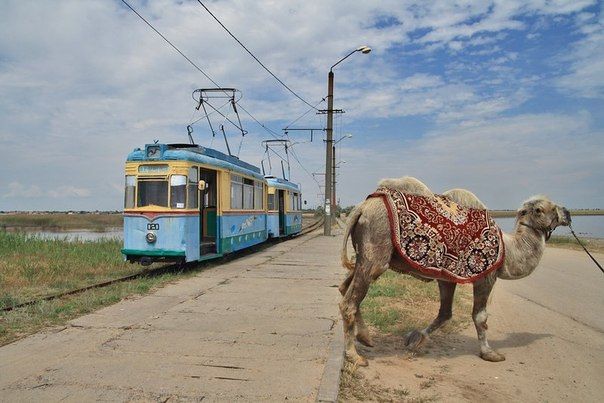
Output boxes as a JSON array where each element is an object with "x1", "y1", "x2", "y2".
[
  {"x1": 47, "y1": 186, "x2": 92, "y2": 199},
  {"x1": 556, "y1": 11, "x2": 604, "y2": 98},
  {"x1": 3, "y1": 182, "x2": 44, "y2": 199},
  {"x1": 337, "y1": 112, "x2": 604, "y2": 209},
  {"x1": 0, "y1": 0, "x2": 601, "y2": 211},
  {"x1": 3, "y1": 182, "x2": 91, "y2": 199}
]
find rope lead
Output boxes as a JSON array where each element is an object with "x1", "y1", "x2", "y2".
[{"x1": 569, "y1": 225, "x2": 603, "y2": 274}]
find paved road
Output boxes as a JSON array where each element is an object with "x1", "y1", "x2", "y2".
[
  {"x1": 499, "y1": 247, "x2": 604, "y2": 332},
  {"x1": 0, "y1": 229, "x2": 345, "y2": 402}
]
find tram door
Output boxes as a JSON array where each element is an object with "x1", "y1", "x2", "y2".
[
  {"x1": 278, "y1": 189, "x2": 286, "y2": 235},
  {"x1": 200, "y1": 169, "x2": 217, "y2": 254}
]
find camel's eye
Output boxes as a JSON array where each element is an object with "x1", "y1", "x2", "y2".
[{"x1": 535, "y1": 208, "x2": 543, "y2": 214}]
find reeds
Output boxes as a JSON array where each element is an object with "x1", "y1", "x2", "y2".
[
  {"x1": 0, "y1": 213, "x2": 122, "y2": 231},
  {"x1": 0, "y1": 231, "x2": 135, "y2": 308}
]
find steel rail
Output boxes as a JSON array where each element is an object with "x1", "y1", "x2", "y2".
[{"x1": 1, "y1": 217, "x2": 325, "y2": 313}]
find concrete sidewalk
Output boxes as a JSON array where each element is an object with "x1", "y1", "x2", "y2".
[{"x1": 0, "y1": 229, "x2": 345, "y2": 402}]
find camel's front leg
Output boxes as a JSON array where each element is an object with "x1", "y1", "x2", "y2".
[
  {"x1": 405, "y1": 280, "x2": 456, "y2": 350},
  {"x1": 472, "y1": 274, "x2": 505, "y2": 362}
]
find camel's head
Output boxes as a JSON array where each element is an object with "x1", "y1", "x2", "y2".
[{"x1": 517, "y1": 196, "x2": 571, "y2": 238}]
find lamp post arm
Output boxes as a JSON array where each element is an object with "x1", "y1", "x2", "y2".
[{"x1": 330, "y1": 49, "x2": 358, "y2": 72}]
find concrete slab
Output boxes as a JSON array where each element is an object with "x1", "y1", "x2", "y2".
[{"x1": 0, "y1": 228, "x2": 346, "y2": 402}]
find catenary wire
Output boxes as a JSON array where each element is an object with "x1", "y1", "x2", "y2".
[
  {"x1": 284, "y1": 97, "x2": 326, "y2": 130},
  {"x1": 195, "y1": 0, "x2": 319, "y2": 111},
  {"x1": 120, "y1": 0, "x2": 280, "y2": 140}
]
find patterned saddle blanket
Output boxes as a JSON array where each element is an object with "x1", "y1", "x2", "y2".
[{"x1": 369, "y1": 187, "x2": 505, "y2": 283}]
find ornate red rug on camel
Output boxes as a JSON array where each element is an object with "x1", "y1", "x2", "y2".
[{"x1": 368, "y1": 187, "x2": 505, "y2": 283}]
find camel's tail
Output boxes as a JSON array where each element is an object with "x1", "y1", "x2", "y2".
[{"x1": 342, "y1": 204, "x2": 363, "y2": 271}]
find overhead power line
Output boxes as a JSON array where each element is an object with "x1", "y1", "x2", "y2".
[
  {"x1": 120, "y1": 0, "x2": 218, "y2": 87},
  {"x1": 195, "y1": 0, "x2": 319, "y2": 111},
  {"x1": 120, "y1": 0, "x2": 280, "y2": 140},
  {"x1": 284, "y1": 97, "x2": 326, "y2": 130}
]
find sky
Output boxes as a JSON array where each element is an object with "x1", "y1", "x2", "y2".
[{"x1": 0, "y1": 0, "x2": 603, "y2": 211}]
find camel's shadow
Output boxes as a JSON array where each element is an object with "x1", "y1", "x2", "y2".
[{"x1": 359, "y1": 331, "x2": 554, "y2": 360}]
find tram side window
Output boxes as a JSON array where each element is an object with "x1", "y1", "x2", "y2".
[
  {"x1": 268, "y1": 193, "x2": 275, "y2": 210},
  {"x1": 188, "y1": 167, "x2": 198, "y2": 209},
  {"x1": 138, "y1": 179, "x2": 168, "y2": 207},
  {"x1": 170, "y1": 175, "x2": 187, "y2": 209},
  {"x1": 231, "y1": 175, "x2": 243, "y2": 209},
  {"x1": 243, "y1": 178, "x2": 254, "y2": 209},
  {"x1": 124, "y1": 175, "x2": 135, "y2": 209},
  {"x1": 254, "y1": 182, "x2": 263, "y2": 209}
]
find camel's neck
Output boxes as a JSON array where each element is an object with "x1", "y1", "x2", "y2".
[{"x1": 498, "y1": 222, "x2": 546, "y2": 280}]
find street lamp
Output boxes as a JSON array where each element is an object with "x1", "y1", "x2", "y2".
[
  {"x1": 324, "y1": 46, "x2": 371, "y2": 236},
  {"x1": 332, "y1": 134, "x2": 352, "y2": 208}
]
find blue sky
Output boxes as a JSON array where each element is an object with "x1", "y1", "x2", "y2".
[{"x1": 0, "y1": 0, "x2": 603, "y2": 211}]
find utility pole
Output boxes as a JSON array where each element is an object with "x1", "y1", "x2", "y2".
[
  {"x1": 332, "y1": 144, "x2": 336, "y2": 208},
  {"x1": 324, "y1": 70, "x2": 334, "y2": 236},
  {"x1": 322, "y1": 46, "x2": 371, "y2": 236}
]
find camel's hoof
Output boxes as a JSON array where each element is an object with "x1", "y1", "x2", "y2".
[
  {"x1": 480, "y1": 350, "x2": 506, "y2": 362},
  {"x1": 346, "y1": 352, "x2": 369, "y2": 367},
  {"x1": 404, "y1": 330, "x2": 427, "y2": 351},
  {"x1": 356, "y1": 332, "x2": 374, "y2": 347}
]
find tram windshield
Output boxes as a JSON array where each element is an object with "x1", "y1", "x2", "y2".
[{"x1": 137, "y1": 179, "x2": 168, "y2": 207}]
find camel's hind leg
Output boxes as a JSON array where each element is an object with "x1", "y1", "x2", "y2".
[
  {"x1": 354, "y1": 263, "x2": 387, "y2": 347},
  {"x1": 405, "y1": 280, "x2": 457, "y2": 350},
  {"x1": 340, "y1": 267, "x2": 372, "y2": 366},
  {"x1": 472, "y1": 273, "x2": 505, "y2": 362},
  {"x1": 339, "y1": 258, "x2": 388, "y2": 366}
]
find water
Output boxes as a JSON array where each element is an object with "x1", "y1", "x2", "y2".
[
  {"x1": 495, "y1": 215, "x2": 604, "y2": 239},
  {"x1": 12, "y1": 228, "x2": 123, "y2": 242}
]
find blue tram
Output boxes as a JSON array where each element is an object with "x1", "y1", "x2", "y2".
[{"x1": 121, "y1": 143, "x2": 302, "y2": 265}]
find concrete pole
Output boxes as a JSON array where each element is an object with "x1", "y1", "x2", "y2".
[
  {"x1": 324, "y1": 70, "x2": 334, "y2": 236},
  {"x1": 332, "y1": 144, "x2": 336, "y2": 208}
]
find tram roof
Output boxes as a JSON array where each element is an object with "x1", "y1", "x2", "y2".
[
  {"x1": 265, "y1": 176, "x2": 300, "y2": 192},
  {"x1": 127, "y1": 143, "x2": 265, "y2": 180}
]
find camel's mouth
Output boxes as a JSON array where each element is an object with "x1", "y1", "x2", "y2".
[{"x1": 556, "y1": 206, "x2": 572, "y2": 227}]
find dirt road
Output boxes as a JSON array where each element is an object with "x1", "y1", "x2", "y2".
[{"x1": 351, "y1": 247, "x2": 604, "y2": 402}]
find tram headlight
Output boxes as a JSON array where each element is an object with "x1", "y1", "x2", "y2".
[{"x1": 146, "y1": 232, "x2": 157, "y2": 244}]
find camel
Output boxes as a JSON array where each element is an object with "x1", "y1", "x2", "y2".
[{"x1": 339, "y1": 176, "x2": 571, "y2": 366}]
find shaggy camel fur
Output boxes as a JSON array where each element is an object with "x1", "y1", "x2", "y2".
[{"x1": 339, "y1": 177, "x2": 571, "y2": 366}]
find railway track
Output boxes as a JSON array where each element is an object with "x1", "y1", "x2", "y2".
[{"x1": 1, "y1": 216, "x2": 325, "y2": 313}]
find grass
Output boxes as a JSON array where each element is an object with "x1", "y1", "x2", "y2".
[
  {"x1": 360, "y1": 271, "x2": 473, "y2": 336},
  {"x1": 339, "y1": 361, "x2": 415, "y2": 402},
  {"x1": 0, "y1": 272, "x2": 185, "y2": 346},
  {"x1": 0, "y1": 213, "x2": 122, "y2": 231},
  {"x1": 0, "y1": 231, "x2": 137, "y2": 305},
  {"x1": 547, "y1": 235, "x2": 604, "y2": 254},
  {"x1": 0, "y1": 231, "x2": 187, "y2": 345},
  {"x1": 339, "y1": 270, "x2": 473, "y2": 402}
]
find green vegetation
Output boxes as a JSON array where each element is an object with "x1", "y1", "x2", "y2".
[
  {"x1": 0, "y1": 213, "x2": 122, "y2": 231},
  {"x1": 0, "y1": 231, "x2": 186, "y2": 345},
  {"x1": 340, "y1": 270, "x2": 469, "y2": 402},
  {"x1": 0, "y1": 231, "x2": 136, "y2": 305},
  {"x1": 361, "y1": 271, "x2": 472, "y2": 336},
  {"x1": 548, "y1": 235, "x2": 604, "y2": 254},
  {"x1": 489, "y1": 209, "x2": 604, "y2": 218},
  {"x1": 0, "y1": 272, "x2": 184, "y2": 346}
]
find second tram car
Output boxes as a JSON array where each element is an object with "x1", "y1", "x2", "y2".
[{"x1": 122, "y1": 143, "x2": 302, "y2": 265}]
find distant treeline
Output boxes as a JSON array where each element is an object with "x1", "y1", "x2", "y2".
[
  {"x1": 0, "y1": 213, "x2": 122, "y2": 231},
  {"x1": 489, "y1": 209, "x2": 604, "y2": 218}
]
